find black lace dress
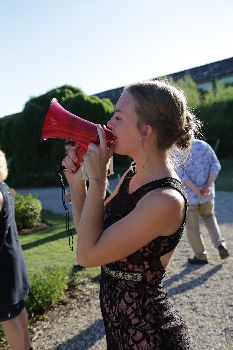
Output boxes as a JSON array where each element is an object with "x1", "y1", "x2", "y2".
[{"x1": 100, "y1": 169, "x2": 191, "y2": 349}]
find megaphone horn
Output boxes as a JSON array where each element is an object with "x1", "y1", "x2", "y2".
[{"x1": 40, "y1": 98, "x2": 114, "y2": 151}]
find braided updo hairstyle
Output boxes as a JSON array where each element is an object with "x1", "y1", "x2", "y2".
[{"x1": 125, "y1": 80, "x2": 201, "y2": 151}]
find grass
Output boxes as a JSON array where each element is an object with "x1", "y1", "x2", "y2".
[
  {"x1": 20, "y1": 210, "x2": 100, "y2": 279},
  {"x1": 215, "y1": 158, "x2": 233, "y2": 191}
]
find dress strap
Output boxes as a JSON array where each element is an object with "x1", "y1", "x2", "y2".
[
  {"x1": 117, "y1": 168, "x2": 134, "y2": 194},
  {"x1": 139, "y1": 177, "x2": 188, "y2": 203},
  {"x1": 120, "y1": 168, "x2": 187, "y2": 203}
]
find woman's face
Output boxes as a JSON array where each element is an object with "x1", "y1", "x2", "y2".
[{"x1": 107, "y1": 91, "x2": 142, "y2": 156}]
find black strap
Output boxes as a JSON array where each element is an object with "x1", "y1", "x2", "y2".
[
  {"x1": 57, "y1": 167, "x2": 73, "y2": 251},
  {"x1": 125, "y1": 168, "x2": 187, "y2": 203}
]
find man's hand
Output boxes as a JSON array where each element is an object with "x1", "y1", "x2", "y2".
[
  {"x1": 200, "y1": 185, "x2": 212, "y2": 196},
  {"x1": 184, "y1": 179, "x2": 203, "y2": 195}
]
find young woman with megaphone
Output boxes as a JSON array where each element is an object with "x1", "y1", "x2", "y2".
[{"x1": 61, "y1": 80, "x2": 201, "y2": 349}]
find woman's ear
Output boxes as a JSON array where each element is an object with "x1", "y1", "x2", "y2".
[{"x1": 141, "y1": 125, "x2": 154, "y2": 139}]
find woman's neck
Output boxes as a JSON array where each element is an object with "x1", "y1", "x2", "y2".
[{"x1": 131, "y1": 151, "x2": 175, "y2": 184}]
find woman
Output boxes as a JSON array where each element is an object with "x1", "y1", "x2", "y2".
[
  {"x1": 62, "y1": 80, "x2": 200, "y2": 349},
  {"x1": 0, "y1": 150, "x2": 31, "y2": 350}
]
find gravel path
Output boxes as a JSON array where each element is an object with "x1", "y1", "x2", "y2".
[
  {"x1": 4, "y1": 191, "x2": 232, "y2": 350},
  {"x1": 17, "y1": 178, "x2": 119, "y2": 215}
]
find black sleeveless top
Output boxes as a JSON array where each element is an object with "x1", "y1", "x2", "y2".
[
  {"x1": 100, "y1": 169, "x2": 191, "y2": 349},
  {"x1": 0, "y1": 182, "x2": 30, "y2": 307}
]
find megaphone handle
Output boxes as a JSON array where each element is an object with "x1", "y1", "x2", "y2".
[
  {"x1": 80, "y1": 163, "x2": 89, "y2": 181},
  {"x1": 107, "y1": 157, "x2": 114, "y2": 176}
]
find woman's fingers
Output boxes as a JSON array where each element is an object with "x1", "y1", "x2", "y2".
[
  {"x1": 97, "y1": 125, "x2": 107, "y2": 150},
  {"x1": 62, "y1": 155, "x2": 77, "y2": 172},
  {"x1": 87, "y1": 143, "x2": 99, "y2": 152},
  {"x1": 69, "y1": 147, "x2": 79, "y2": 163}
]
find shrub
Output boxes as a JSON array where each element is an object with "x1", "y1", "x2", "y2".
[
  {"x1": 198, "y1": 83, "x2": 233, "y2": 157},
  {"x1": 25, "y1": 266, "x2": 69, "y2": 317},
  {"x1": 14, "y1": 193, "x2": 42, "y2": 229}
]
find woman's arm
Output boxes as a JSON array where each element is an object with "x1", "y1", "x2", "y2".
[
  {"x1": 77, "y1": 186, "x2": 185, "y2": 267},
  {"x1": 62, "y1": 145, "x2": 87, "y2": 229},
  {"x1": 0, "y1": 190, "x2": 7, "y2": 252},
  {"x1": 0, "y1": 192, "x2": 3, "y2": 212}
]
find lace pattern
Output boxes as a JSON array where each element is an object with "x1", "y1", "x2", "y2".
[{"x1": 100, "y1": 169, "x2": 191, "y2": 349}]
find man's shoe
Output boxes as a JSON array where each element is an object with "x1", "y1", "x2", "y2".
[
  {"x1": 188, "y1": 256, "x2": 208, "y2": 265},
  {"x1": 218, "y1": 244, "x2": 230, "y2": 259}
]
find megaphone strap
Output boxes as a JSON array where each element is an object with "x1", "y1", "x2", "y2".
[{"x1": 57, "y1": 166, "x2": 74, "y2": 251}]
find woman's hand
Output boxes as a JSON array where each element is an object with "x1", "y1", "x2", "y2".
[
  {"x1": 62, "y1": 144, "x2": 85, "y2": 187},
  {"x1": 82, "y1": 125, "x2": 114, "y2": 181}
]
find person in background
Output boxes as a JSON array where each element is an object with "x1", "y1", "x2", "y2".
[
  {"x1": 177, "y1": 139, "x2": 229, "y2": 264},
  {"x1": 62, "y1": 80, "x2": 200, "y2": 349},
  {"x1": 0, "y1": 150, "x2": 32, "y2": 350}
]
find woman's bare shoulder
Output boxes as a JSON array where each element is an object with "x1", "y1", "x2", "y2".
[{"x1": 141, "y1": 186, "x2": 185, "y2": 212}]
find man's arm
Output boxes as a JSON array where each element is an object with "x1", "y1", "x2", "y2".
[
  {"x1": 183, "y1": 179, "x2": 202, "y2": 195},
  {"x1": 201, "y1": 172, "x2": 219, "y2": 196},
  {"x1": 177, "y1": 163, "x2": 202, "y2": 195}
]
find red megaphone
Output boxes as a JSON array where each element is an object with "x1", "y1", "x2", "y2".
[
  {"x1": 41, "y1": 98, "x2": 114, "y2": 151},
  {"x1": 41, "y1": 98, "x2": 115, "y2": 177}
]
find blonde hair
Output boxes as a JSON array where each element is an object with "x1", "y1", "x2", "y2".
[{"x1": 0, "y1": 150, "x2": 8, "y2": 181}]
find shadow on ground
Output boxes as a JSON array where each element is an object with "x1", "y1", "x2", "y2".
[
  {"x1": 164, "y1": 263, "x2": 222, "y2": 297},
  {"x1": 55, "y1": 319, "x2": 105, "y2": 350},
  {"x1": 21, "y1": 228, "x2": 76, "y2": 250}
]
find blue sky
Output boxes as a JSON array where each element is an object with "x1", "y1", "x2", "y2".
[{"x1": 1, "y1": 0, "x2": 233, "y2": 118}]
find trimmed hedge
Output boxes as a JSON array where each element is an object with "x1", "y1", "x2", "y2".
[{"x1": 15, "y1": 193, "x2": 42, "y2": 230}]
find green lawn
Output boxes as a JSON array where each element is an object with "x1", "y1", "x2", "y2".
[
  {"x1": 20, "y1": 210, "x2": 100, "y2": 279},
  {"x1": 215, "y1": 158, "x2": 233, "y2": 191}
]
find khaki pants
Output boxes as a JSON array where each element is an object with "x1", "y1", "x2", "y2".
[{"x1": 186, "y1": 201, "x2": 225, "y2": 260}]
